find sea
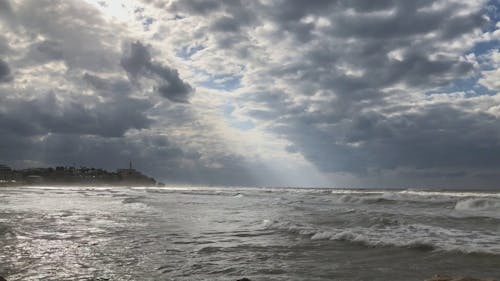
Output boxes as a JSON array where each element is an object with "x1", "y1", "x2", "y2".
[{"x1": 0, "y1": 186, "x2": 499, "y2": 281}]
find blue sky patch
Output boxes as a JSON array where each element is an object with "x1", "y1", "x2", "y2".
[
  {"x1": 196, "y1": 71, "x2": 242, "y2": 91},
  {"x1": 177, "y1": 45, "x2": 204, "y2": 60},
  {"x1": 223, "y1": 104, "x2": 255, "y2": 131}
]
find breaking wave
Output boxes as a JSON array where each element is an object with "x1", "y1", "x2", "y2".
[
  {"x1": 263, "y1": 220, "x2": 500, "y2": 255},
  {"x1": 455, "y1": 198, "x2": 500, "y2": 214},
  {"x1": 328, "y1": 190, "x2": 500, "y2": 208},
  {"x1": 332, "y1": 194, "x2": 397, "y2": 205}
]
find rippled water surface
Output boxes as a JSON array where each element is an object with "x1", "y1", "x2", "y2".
[{"x1": 1, "y1": 186, "x2": 500, "y2": 280}]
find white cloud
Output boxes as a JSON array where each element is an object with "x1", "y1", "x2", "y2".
[
  {"x1": 479, "y1": 50, "x2": 500, "y2": 90},
  {"x1": 1, "y1": 0, "x2": 500, "y2": 187}
]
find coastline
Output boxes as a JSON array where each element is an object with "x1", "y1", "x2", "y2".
[{"x1": 0, "y1": 164, "x2": 162, "y2": 187}]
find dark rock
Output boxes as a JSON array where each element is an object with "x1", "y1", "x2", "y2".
[
  {"x1": 236, "y1": 278, "x2": 251, "y2": 281},
  {"x1": 0, "y1": 276, "x2": 7, "y2": 281}
]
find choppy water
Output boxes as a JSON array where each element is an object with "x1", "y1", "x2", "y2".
[{"x1": 0, "y1": 186, "x2": 500, "y2": 281}]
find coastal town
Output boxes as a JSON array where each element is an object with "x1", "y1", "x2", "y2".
[{"x1": 0, "y1": 162, "x2": 161, "y2": 187}]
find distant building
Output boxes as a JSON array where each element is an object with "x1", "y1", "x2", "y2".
[
  {"x1": 0, "y1": 164, "x2": 12, "y2": 182},
  {"x1": 0, "y1": 162, "x2": 156, "y2": 187},
  {"x1": 117, "y1": 161, "x2": 137, "y2": 176},
  {"x1": 26, "y1": 175, "x2": 44, "y2": 184},
  {"x1": 117, "y1": 161, "x2": 156, "y2": 186}
]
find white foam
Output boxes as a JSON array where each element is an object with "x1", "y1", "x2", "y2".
[
  {"x1": 455, "y1": 198, "x2": 500, "y2": 212},
  {"x1": 327, "y1": 190, "x2": 500, "y2": 207},
  {"x1": 19, "y1": 185, "x2": 71, "y2": 190},
  {"x1": 398, "y1": 190, "x2": 500, "y2": 199},
  {"x1": 125, "y1": 202, "x2": 150, "y2": 211},
  {"x1": 330, "y1": 189, "x2": 385, "y2": 195},
  {"x1": 332, "y1": 194, "x2": 374, "y2": 204},
  {"x1": 264, "y1": 220, "x2": 500, "y2": 255},
  {"x1": 18, "y1": 185, "x2": 114, "y2": 192}
]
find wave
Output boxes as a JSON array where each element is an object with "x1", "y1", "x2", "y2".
[
  {"x1": 117, "y1": 196, "x2": 151, "y2": 212},
  {"x1": 132, "y1": 187, "x2": 500, "y2": 204},
  {"x1": 398, "y1": 190, "x2": 500, "y2": 199},
  {"x1": 332, "y1": 194, "x2": 398, "y2": 205},
  {"x1": 0, "y1": 224, "x2": 13, "y2": 237},
  {"x1": 330, "y1": 189, "x2": 384, "y2": 195},
  {"x1": 142, "y1": 187, "x2": 247, "y2": 197},
  {"x1": 327, "y1": 190, "x2": 500, "y2": 208},
  {"x1": 455, "y1": 198, "x2": 500, "y2": 212},
  {"x1": 263, "y1": 220, "x2": 500, "y2": 255},
  {"x1": 19, "y1": 185, "x2": 114, "y2": 191},
  {"x1": 310, "y1": 229, "x2": 438, "y2": 252},
  {"x1": 122, "y1": 196, "x2": 146, "y2": 204},
  {"x1": 329, "y1": 193, "x2": 449, "y2": 207}
]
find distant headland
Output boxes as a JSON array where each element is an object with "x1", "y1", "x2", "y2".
[{"x1": 0, "y1": 162, "x2": 163, "y2": 187}]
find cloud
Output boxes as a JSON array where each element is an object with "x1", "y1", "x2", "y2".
[
  {"x1": 1, "y1": 0, "x2": 499, "y2": 187},
  {"x1": 0, "y1": 0, "x2": 283, "y2": 187},
  {"x1": 167, "y1": 0, "x2": 500, "y2": 186},
  {"x1": 0, "y1": 59, "x2": 11, "y2": 82},
  {"x1": 121, "y1": 41, "x2": 193, "y2": 103},
  {"x1": 169, "y1": 0, "x2": 222, "y2": 15},
  {"x1": 4, "y1": 0, "x2": 122, "y2": 72},
  {"x1": 35, "y1": 40, "x2": 64, "y2": 61},
  {"x1": 0, "y1": 74, "x2": 154, "y2": 138},
  {"x1": 0, "y1": 0, "x2": 13, "y2": 20},
  {"x1": 480, "y1": 68, "x2": 500, "y2": 90},
  {"x1": 120, "y1": 41, "x2": 151, "y2": 78},
  {"x1": 479, "y1": 50, "x2": 500, "y2": 90}
]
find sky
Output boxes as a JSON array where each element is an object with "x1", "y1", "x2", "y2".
[{"x1": 0, "y1": 0, "x2": 499, "y2": 188}]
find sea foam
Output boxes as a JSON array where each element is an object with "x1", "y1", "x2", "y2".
[
  {"x1": 263, "y1": 219, "x2": 500, "y2": 255},
  {"x1": 455, "y1": 198, "x2": 500, "y2": 212}
]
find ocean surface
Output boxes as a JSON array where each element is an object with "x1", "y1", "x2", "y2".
[{"x1": 0, "y1": 186, "x2": 499, "y2": 281}]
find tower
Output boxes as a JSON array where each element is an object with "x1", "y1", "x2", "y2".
[{"x1": 129, "y1": 161, "x2": 132, "y2": 170}]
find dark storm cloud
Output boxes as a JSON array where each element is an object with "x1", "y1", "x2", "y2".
[
  {"x1": 0, "y1": 128, "x2": 271, "y2": 186},
  {"x1": 0, "y1": 2, "x2": 153, "y2": 140},
  {"x1": 0, "y1": 0, "x2": 271, "y2": 186},
  {"x1": 259, "y1": 1, "x2": 485, "y2": 41},
  {"x1": 0, "y1": 77, "x2": 153, "y2": 138},
  {"x1": 287, "y1": 48, "x2": 474, "y2": 96},
  {"x1": 169, "y1": 0, "x2": 257, "y2": 41},
  {"x1": 150, "y1": 63, "x2": 193, "y2": 103},
  {"x1": 0, "y1": 59, "x2": 11, "y2": 82},
  {"x1": 35, "y1": 40, "x2": 64, "y2": 61},
  {"x1": 121, "y1": 41, "x2": 193, "y2": 103},
  {"x1": 0, "y1": 0, "x2": 11, "y2": 10},
  {"x1": 0, "y1": 0, "x2": 13, "y2": 19},
  {"x1": 275, "y1": 104, "x2": 500, "y2": 174},
  {"x1": 170, "y1": 0, "x2": 221, "y2": 15},
  {"x1": 210, "y1": 16, "x2": 242, "y2": 32},
  {"x1": 120, "y1": 41, "x2": 151, "y2": 77},
  {"x1": 4, "y1": 0, "x2": 120, "y2": 71},
  {"x1": 0, "y1": 82, "x2": 264, "y2": 185},
  {"x1": 197, "y1": 0, "x2": 499, "y2": 185},
  {"x1": 83, "y1": 73, "x2": 133, "y2": 95},
  {"x1": 0, "y1": 36, "x2": 9, "y2": 54},
  {"x1": 2, "y1": 0, "x2": 499, "y2": 187}
]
